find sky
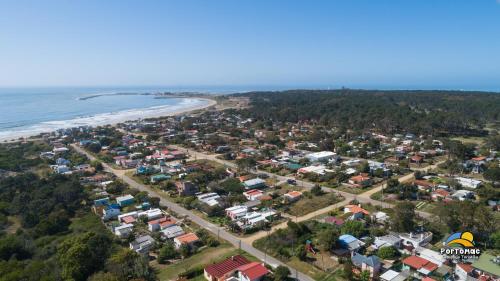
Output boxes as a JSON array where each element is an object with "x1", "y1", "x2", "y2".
[{"x1": 1, "y1": 0, "x2": 500, "y2": 90}]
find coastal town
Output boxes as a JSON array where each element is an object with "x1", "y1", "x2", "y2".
[{"x1": 2, "y1": 93, "x2": 498, "y2": 281}]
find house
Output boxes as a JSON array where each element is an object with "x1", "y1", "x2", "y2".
[
  {"x1": 114, "y1": 223, "x2": 134, "y2": 238},
  {"x1": 398, "y1": 231, "x2": 433, "y2": 248},
  {"x1": 297, "y1": 165, "x2": 333, "y2": 175},
  {"x1": 431, "y1": 189, "x2": 451, "y2": 201},
  {"x1": 52, "y1": 165, "x2": 71, "y2": 174},
  {"x1": 410, "y1": 155, "x2": 424, "y2": 164},
  {"x1": 236, "y1": 210, "x2": 276, "y2": 229},
  {"x1": 351, "y1": 252, "x2": 381, "y2": 278},
  {"x1": 455, "y1": 263, "x2": 474, "y2": 281},
  {"x1": 116, "y1": 194, "x2": 135, "y2": 207},
  {"x1": 380, "y1": 270, "x2": 409, "y2": 281},
  {"x1": 94, "y1": 197, "x2": 110, "y2": 207},
  {"x1": 372, "y1": 235, "x2": 402, "y2": 250},
  {"x1": 243, "y1": 189, "x2": 264, "y2": 201},
  {"x1": 452, "y1": 190, "x2": 475, "y2": 201},
  {"x1": 418, "y1": 248, "x2": 446, "y2": 267},
  {"x1": 348, "y1": 174, "x2": 373, "y2": 188},
  {"x1": 138, "y1": 208, "x2": 163, "y2": 221},
  {"x1": 174, "y1": 232, "x2": 200, "y2": 249},
  {"x1": 226, "y1": 205, "x2": 248, "y2": 220},
  {"x1": 176, "y1": 181, "x2": 199, "y2": 196},
  {"x1": 402, "y1": 255, "x2": 438, "y2": 277},
  {"x1": 243, "y1": 178, "x2": 266, "y2": 189},
  {"x1": 414, "y1": 180, "x2": 435, "y2": 191},
  {"x1": 102, "y1": 206, "x2": 121, "y2": 220},
  {"x1": 305, "y1": 151, "x2": 336, "y2": 163},
  {"x1": 284, "y1": 191, "x2": 302, "y2": 202},
  {"x1": 237, "y1": 262, "x2": 269, "y2": 281},
  {"x1": 455, "y1": 177, "x2": 482, "y2": 189},
  {"x1": 204, "y1": 255, "x2": 251, "y2": 281},
  {"x1": 150, "y1": 174, "x2": 171, "y2": 183},
  {"x1": 148, "y1": 216, "x2": 177, "y2": 232},
  {"x1": 323, "y1": 216, "x2": 345, "y2": 226},
  {"x1": 129, "y1": 235, "x2": 155, "y2": 254},
  {"x1": 197, "y1": 193, "x2": 221, "y2": 207},
  {"x1": 160, "y1": 225, "x2": 185, "y2": 239},
  {"x1": 344, "y1": 204, "x2": 370, "y2": 220},
  {"x1": 372, "y1": 211, "x2": 389, "y2": 224},
  {"x1": 118, "y1": 211, "x2": 138, "y2": 223},
  {"x1": 338, "y1": 234, "x2": 365, "y2": 252}
]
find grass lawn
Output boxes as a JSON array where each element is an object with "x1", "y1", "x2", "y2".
[
  {"x1": 335, "y1": 184, "x2": 375, "y2": 195},
  {"x1": 287, "y1": 257, "x2": 331, "y2": 281},
  {"x1": 154, "y1": 243, "x2": 258, "y2": 281},
  {"x1": 451, "y1": 136, "x2": 486, "y2": 145},
  {"x1": 286, "y1": 193, "x2": 343, "y2": 216}
]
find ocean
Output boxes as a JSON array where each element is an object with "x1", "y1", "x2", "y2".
[{"x1": 0, "y1": 87, "x2": 213, "y2": 141}]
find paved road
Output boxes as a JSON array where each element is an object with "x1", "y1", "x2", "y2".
[
  {"x1": 174, "y1": 146, "x2": 442, "y2": 222},
  {"x1": 71, "y1": 144, "x2": 314, "y2": 281}
]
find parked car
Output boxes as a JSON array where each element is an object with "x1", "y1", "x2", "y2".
[
  {"x1": 287, "y1": 179, "x2": 297, "y2": 185},
  {"x1": 258, "y1": 173, "x2": 269, "y2": 179}
]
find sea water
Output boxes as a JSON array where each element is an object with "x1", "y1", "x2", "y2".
[{"x1": 0, "y1": 87, "x2": 210, "y2": 141}]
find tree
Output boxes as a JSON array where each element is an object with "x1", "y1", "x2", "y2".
[
  {"x1": 106, "y1": 249, "x2": 155, "y2": 281},
  {"x1": 360, "y1": 270, "x2": 371, "y2": 281},
  {"x1": 179, "y1": 244, "x2": 191, "y2": 258},
  {"x1": 341, "y1": 221, "x2": 366, "y2": 238},
  {"x1": 87, "y1": 143, "x2": 102, "y2": 153},
  {"x1": 274, "y1": 265, "x2": 291, "y2": 281},
  {"x1": 236, "y1": 158, "x2": 257, "y2": 172},
  {"x1": 377, "y1": 246, "x2": 397, "y2": 260},
  {"x1": 57, "y1": 232, "x2": 112, "y2": 281},
  {"x1": 391, "y1": 202, "x2": 416, "y2": 232},
  {"x1": 317, "y1": 228, "x2": 339, "y2": 251},
  {"x1": 88, "y1": 272, "x2": 120, "y2": 281},
  {"x1": 311, "y1": 185, "x2": 323, "y2": 196},
  {"x1": 90, "y1": 160, "x2": 104, "y2": 171},
  {"x1": 491, "y1": 231, "x2": 500, "y2": 250},
  {"x1": 342, "y1": 259, "x2": 353, "y2": 281},
  {"x1": 484, "y1": 167, "x2": 500, "y2": 183},
  {"x1": 158, "y1": 241, "x2": 177, "y2": 263},
  {"x1": 294, "y1": 246, "x2": 307, "y2": 261}
]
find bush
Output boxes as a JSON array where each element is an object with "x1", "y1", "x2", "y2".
[{"x1": 178, "y1": 265, "x2": 204, "y2": 279}]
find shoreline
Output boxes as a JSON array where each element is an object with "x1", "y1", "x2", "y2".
[{"x1": 0, "y1": 97, "x2": 217, "y2": 143}]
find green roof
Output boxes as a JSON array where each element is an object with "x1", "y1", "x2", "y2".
[{"x1": 472, "y1": 253, "x2": 500, "y2": 276}]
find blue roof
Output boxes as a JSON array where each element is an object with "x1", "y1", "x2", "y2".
[
  {"x1": 339, "y1": 234, "x2": 357, "y2": 243},
  {"x1": 352, "y1": 252, "x2": 381, "y2": 268}
]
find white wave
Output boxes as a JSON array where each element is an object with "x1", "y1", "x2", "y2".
[{"x1": 0, "y1": 98, "x2": 211, "y2": 142}]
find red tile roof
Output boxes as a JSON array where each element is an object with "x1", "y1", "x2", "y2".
[
  {"x1": 121, "y1": 216, "x2": 136, "y2": 224},
  {"x1": 345, "y1": 205, "x2": 370, "y2": 215},
  {"x1": 402, "y1": 256, "x2": 437, "y2": 272},
  {"x1": 204, "y1": 255, "x2": 250, "y2": 278},
  {"x1": 422, "y1": 277, "x2": 437, "y2": 281},
  {"x1": 237, "y1": 262, "x2": 269, "y2": 280},
  {"x1": 148, "y1": 216, "x2": 176, "y2": 227},
  {"x1": 175, "y1": 233, "x2": 199, "y2": 244}
]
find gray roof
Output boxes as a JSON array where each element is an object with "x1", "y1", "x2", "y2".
[{"x1": 352, "y1": 252, "x2": 381, "y2": 268}]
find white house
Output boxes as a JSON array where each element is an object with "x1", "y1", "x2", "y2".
[
  {"x1": 226, "y1": 205, "x2": 248, "y2": 220},
  {"x1": 160, "y1": 225, "x2": 185, "y2": 239},
  {"x1": 243, "y1": 189, "x2": 264, "y2": 201},
  {"x1": 455, "y1": 177, "x2": 482, "y2": 189},
  {"x1": 129, "y1": 235, "x2": 155, "y2": 254},
  {"x1": 305, "y1": 151, "x2": 336, "y2": 163},
  {"x1": 114, "y1": 223, "x2": 133, "y2": 238},
  {"x1": 197, "y1": 193, "x2": 221, "y2": 206}
]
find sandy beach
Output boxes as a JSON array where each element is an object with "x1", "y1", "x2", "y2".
[{"x1": 0, "y1": 97, "x2": 217, "y2": 142}]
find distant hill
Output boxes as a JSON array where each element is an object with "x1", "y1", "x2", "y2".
[{"x1": 235, "y1": 89, "x2": 500, "y2": 136}]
